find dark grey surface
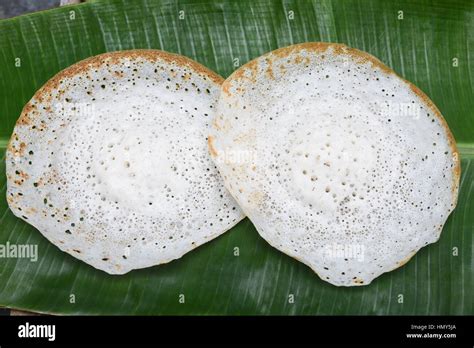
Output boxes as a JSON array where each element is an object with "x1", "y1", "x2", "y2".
[{"x1": 0, "y1": 0, "x2": 60, "y2": 19}]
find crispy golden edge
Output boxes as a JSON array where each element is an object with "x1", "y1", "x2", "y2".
[
  {"x1": 6, "y1": 50, "x2": 247, "y2": 274},
  {"x1": 222, "y1": 42, "x2": 460, "y2": 202},
  {"x1": 217, "y1": 42, "x2": 461, "y2": 285},
  {"x1": 8, "y1": 49, "x2": 224, "y2": 154},
  {"x1": 207, "y1": 135, "x2": 218, "y2": 158}
]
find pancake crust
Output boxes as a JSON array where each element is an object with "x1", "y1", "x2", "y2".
[
  {"x1": 7, "y1": 50, "x2": 244, "y2": 274},
  {"x1": 211, "y1": 42, "x2": 460, "y2": 286}
]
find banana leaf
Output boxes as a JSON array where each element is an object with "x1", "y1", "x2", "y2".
[{"x1": 0, "y1": 0, "x2": 472, "y2": 315}]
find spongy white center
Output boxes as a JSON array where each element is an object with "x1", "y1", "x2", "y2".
[
  {"x1": 6, "y1": 53, "x2": 244, "y2": 274},
  {"x1": 212, "y1": 45, "x2": 458, "y2": 286}
]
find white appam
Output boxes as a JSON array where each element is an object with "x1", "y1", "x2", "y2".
[
  {"x1": 210, "y1": 43, "x2": 460, "y2": 286},
  {"x1": 6, "y1": 50, "x2": 244, "y2": 274}
]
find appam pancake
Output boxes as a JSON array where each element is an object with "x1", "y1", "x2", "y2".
[
  {"x1": 6, "y1": 50, "x2": 244, "y2": 274},
  {"x1": 210, "y1": 42, "x2": 460, "y2": 286}
]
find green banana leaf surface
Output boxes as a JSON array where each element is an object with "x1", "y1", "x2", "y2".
[{"x1": 0, "y1": 0, "x2": 472, "y2": 315}]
